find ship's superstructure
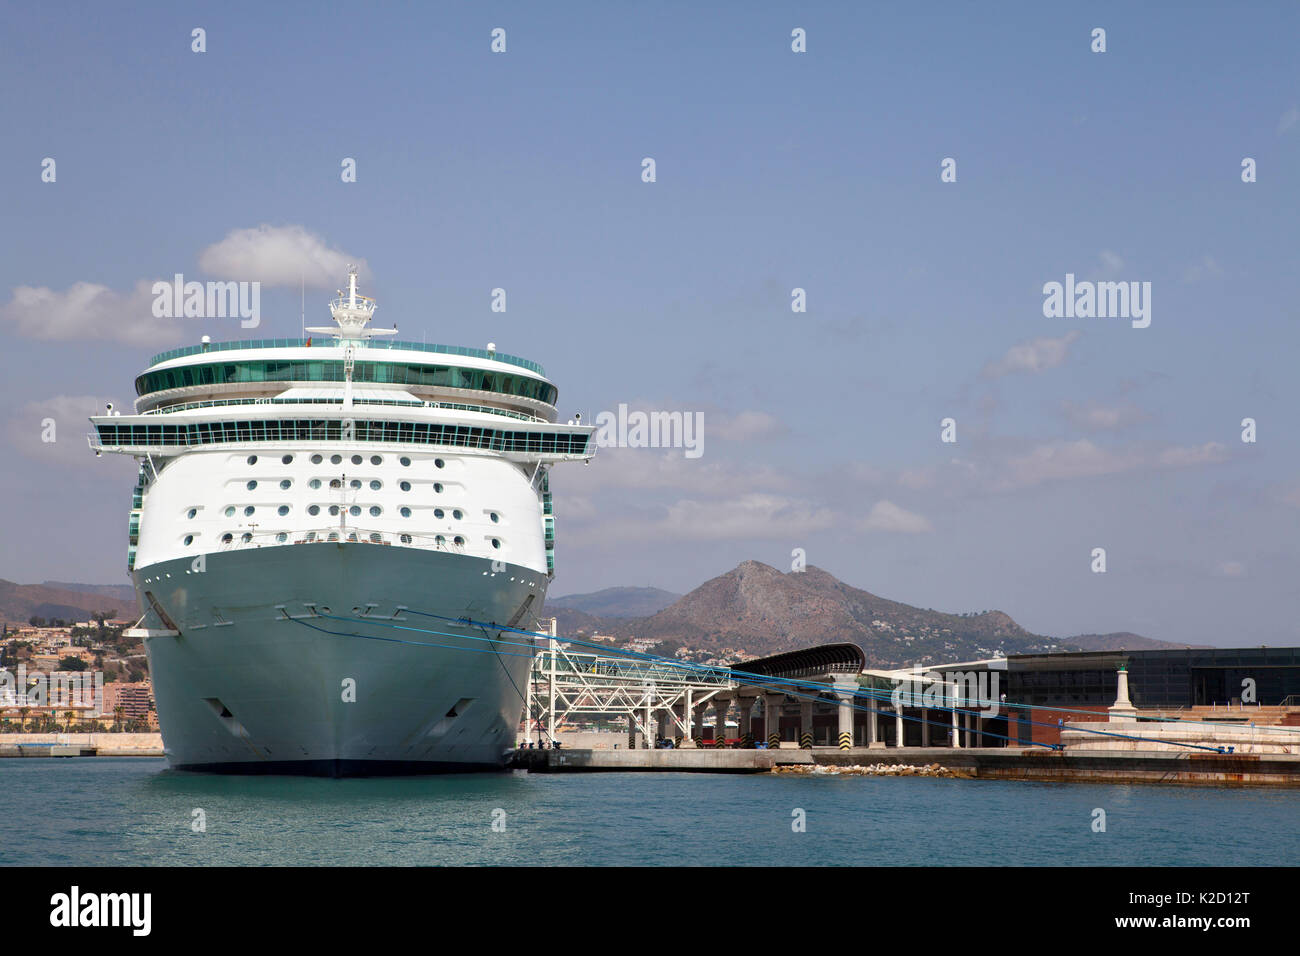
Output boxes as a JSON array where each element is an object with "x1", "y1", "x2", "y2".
[{"x1": 89, "y1": 268, "x2": 594, "y2": 774}]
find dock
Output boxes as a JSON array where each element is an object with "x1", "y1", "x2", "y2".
[{"x1": 509, "y1": 745, "x2": 1300, "y2": 787}]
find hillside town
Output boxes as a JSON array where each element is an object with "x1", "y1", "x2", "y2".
[{"x1": 0, "y1": 614, "x2": 157, "y2": 732}]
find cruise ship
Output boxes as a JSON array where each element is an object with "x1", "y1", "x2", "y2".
[{"x1": 88, "y1": 268, "x2": 595, "y2": 774}]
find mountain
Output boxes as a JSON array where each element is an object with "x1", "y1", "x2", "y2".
[
  {"x1": 556, "y1": 561, "x2": 1071, "y2": 667},
  {"x1": 548, "y1": 586, "x2": 682, "y2": 618},
  {"x1": 0, "y1": 580, "x2": 136, "y2": 624},
  {"x1": 1066, "y1": 632, "x2": 1209, "y2": 651}
]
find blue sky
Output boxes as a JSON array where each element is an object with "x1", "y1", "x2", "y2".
[{"x1": 3, "y1": 2, "x2": 1298, "y2": 646}]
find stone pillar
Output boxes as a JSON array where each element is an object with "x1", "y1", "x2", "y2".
[
  {"x1": 799, "y1": 698, "x2": 814, "y2": 749},
  {"x1": 712, "y1": 696, "x2": 731, "y2": 748},
  {"x1": 951, "y1": 679, "x2": 962, "y2": 749},
  {"x1": 895, "y1": 703, "x2": 905, "y2": 748},
  {"x1": 671, "y1": 702, "x2": 685, "y2": 748},
  {"x1": 765, "y1": 693, "x2": 784, "y2": 748},
  {"x1": 691, "y1": 702, "x2": 709, "y2": 748},
  {"x1": 921, "y1": 701, "x2": 930, "y2": 747},
  {"x1": 735, "y1": 694, "x2": 758, "y2": 747},
  {"x1": 833, "y1": 676, "x2": 857, "y2": 751},
  {"x1": 868, "y1": 685, "x2": 884, "y2": 749}
]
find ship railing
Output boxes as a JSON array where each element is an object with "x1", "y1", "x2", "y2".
[
  {"x1": 148, "y1": 338, "x2": 546, "y2": 376},
  {"x1": 210, "y1": 525, "x2": 478, "y2": 555}
]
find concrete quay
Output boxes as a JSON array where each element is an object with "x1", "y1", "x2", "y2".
[{"x1": 508, "y1": 745, "x2": 1300, "y2": 787}]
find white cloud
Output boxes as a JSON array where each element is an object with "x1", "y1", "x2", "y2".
[
  {"x1": 8, "y1": 394, "x2": 118, "y2": 464},
  {"x1": 198, "y1": 224, "x2": 368, "y2": 288},
  {"x1": 1183, "y1": 255, "x2": 1224, "y2": 283},
  {"x1": 710, "y1": 410, "x2": 786, "y2": 442},
  {"x1": 1095, "y1": 250, "x2": 1125, "y2": 278},
  {"x1": 1278, "y1": 106, "x2": 1299, "y2": 135},
  {"x1": 856, "y1": 500, "x2": 933, "y2": 534},
  {"x1": 0, "y1": 279, "x2": 181, "y2": 346},
  {"x1": 655, "y1": 494, "x2": 836, "y2": 540},
  {"x1": 982, "y1": 331, "x2": 1081, "y2": 379},
  {"x1": 989, "y1": 439, "x2": 1228, "y2": 491},
  {"x1": 1061, "y1": 400, "x2": 1147, "y2": 432}
]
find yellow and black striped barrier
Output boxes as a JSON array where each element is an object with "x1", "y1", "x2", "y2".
[
  {"x1": 799, "y1": 732, "x2": 813, "y2": 750},
  {"x1": 767, "y1": 731, "x2": 780, "y2": 748},
  {"x1": 838, "y1": 731, "x2": 852, "y2": 750}
]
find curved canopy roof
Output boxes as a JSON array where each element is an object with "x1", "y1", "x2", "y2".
[{"x1": 731, "y1": 642, "x2": 865, "y2": 681}]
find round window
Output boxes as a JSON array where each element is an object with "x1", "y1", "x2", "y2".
[
  {"x1": 187, "y1": 508, "x2": 197, "y2": 519},
  {"x1": 349, "y1": 506, "x2": 361, "y2": 516},
  {"x1": 399, "y1": 481, "x2": 411, "y2": 492},
  {"x1": 369, "y1": 480, "x2": 382, "y2": 490},
  {"x1": 246, "y1": 480, "x2": 257, "y2": 490},
  {"x1": 490, "y1": 512, "x2": 499, "y2": 523},
  {"x1": 221, "y1": 533, "x2": 233, "y2": 544},
  {"x1": 280, "y1": 479, "x2": 292, "y2": 490},
  {"x1": 224, "y1": 506, "x2": 235, "y2": 517},
  {"x1": 309, "y1": 479, "x2": 321, "y2": 489},
  {"x1": 330, "y1": 454, "x2": 342, "y2": 465},
  {"x1": 351, "y1": 455, "x2": 362, "y2": 465},
  {"x1": 276, "y1": 532, "x2": 288, "y2": 543},
  {"x1": 311, "y1": 454, "x2": 323, "y2": 464},
  {"x1": 244, "y1": 506, "x2": 255, "y2": 516},
  {"x1": 434, "y1": 508, "x2": 444, "y2": 519},
  {"x1": 400, "y1": 507, "x2": 411, "y2": 518},
  {"x1": 278, "y1": 505, "x2": 290, "y2": 516},
  {"x1": 308, "y1": 505, "x2": 320, "y2": 516},
  {"x1": 370, "y1": 455, "x2": 382, "y2": 465},
  {"x1": 491, "y1": 538, "x2": 500, "y2": 549},
  {"x1": 183, "y1": 535, "x2": 194, "y2": 546},
  {"x1": 246, "y1": 455, "x2": 258, "y2": 465},
  {"x1": 399, "y1": 457, "x2": 411, "y2": 467},
  {"x1": 434, "y1": 458, "x2": 445, "y2": 469},
  {"x1": 433, "y1": 483, "x2": 443, "y2": 494},
  {"x1": 329, "y1": 505, "x2": 339, "y2": 516},
  {"x1": 369, "y1": 506, "x2": 381, "y2": 517},
  {"x1": 281, "y1": 454, "x2": 293, "y2": 465}
]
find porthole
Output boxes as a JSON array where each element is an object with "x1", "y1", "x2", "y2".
[
  {"x1": 435, "y1": 534, "x2": 445, "y2": 547},
  {"x1": 221, "y1": 533, "x2": 233, "y2": 544},
  {"x1": 369, "y1": 532, "x2": 382, "y2": 543},
  {"x1": 276, "y1": 532, "x2": 288, "y2": 543},
  {"x1": 280, "y1": 479, "x2": 292, "y2": 490},
  {"x1": 434, "y1": 508, "x2": 444, "y2": 519},
  {"x1": 330, "y1": 479, "x2": 342, "y2": 489},
  {"x1": 183, "y1": 535, "x2": 194, "y2": 546},
  {"x1": 433, "y1": 483, "x2": 443, "y2": 494},
  {"x1": 399, "y1": 480, "x2": 411, "y2": 492},
  {"x1": 281, "y1": 454, "x2": 294, "y2": 465},
  {"x1": 278, "y1": 505, "x2": 290, "y2": 516},
  {"x1": 399, "y1": 456, "x2": 411, "y2": 467},
  {"x1": 491, "y1": 538, "x2": 501, "y2": 549},
  {"x1": 400, "y1": 533, "x2": 412, "y2": 544},
  {"x1": 351, "y1": 455, "x2": 362, "y2": 465},
  {"x1": 224, "y1": 506, "x2": 235, "y2": 517},
  {"x1": 347, "y1": 532, "x2": 358, "y2": 542},
  {"x1": 305, "y1": 532, "x2": 317, "y2": 542},
  {"x1": 244, "y1": 506, "x2": 255, "y2": 516},
  {"x1": 349, "y1": 505, "x2": 361, "y2": 516},
  {"x1": 434, "y1": 458, "x2": 445, "y2": 469},
  {"x1": 241, "y1": 533, "x2": 253, "y2": 543},
  {"x1": 309, "y1": 479, "x2": 321, "y2": 489},
  {"x1": 400, "y1": 507, "x2": 412, "y2": 518},
  {"x1": 349, "y1": 479, "x2": 361, "y2": 489},
  {"x1": 329, "y1": 505, "x2": 340, "y2": 516},
  {"x1": 369, "y1": 480, "x2": 382, "y2": 490},
  {"x1": 370, "y1": 455, "x2": 382, "y2": 465},
  {"x1": 453, "y1": 536, "x2": 464, "y2": 546},
  {"x1": 246, "y1": 455, "x2": 258, "y2": 465},
  {"x1": 308, "y1": 505, "x2": 320, "y2": 516},
  {"x1": 330, "y1": 454, "x2": 342, "y2": 465},
  {"x1": 328, "y1": 532, "x2": 338, "y2": 542},
  {"x1": 490, "y1": 512, "x2": 499, "y2": 523},
  {"x1": 452, "y1": 509, "x2": 463, "y2": 520},
  {"x1": 311, "y1": 454, "x2": 323, "y2": 464},
  {"x1": 187, "y1": 508, "x2": 198, "y2": 519},
  {"x1": 369, "y1": 506, "x2": 381, "y2": 517},
  {"x1": 246, "y1": 480, "x2": 258, "y2": 490}
]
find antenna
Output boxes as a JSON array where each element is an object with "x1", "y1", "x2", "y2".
[{"x1": 300, "y1": 275, "x2": 305, "y2": 338}]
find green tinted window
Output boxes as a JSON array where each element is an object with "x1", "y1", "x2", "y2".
[{"x1": 135, "y1": 360, "x2": 557, "y2": 405}]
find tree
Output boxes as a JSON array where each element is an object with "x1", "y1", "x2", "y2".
[
  {"x1": 18, "y1": 707, "x2": 29, "y2": 732},
  {"x1": 64, "y1": 710, "x2": 77, "y2": 732},
  {"x1": 112, "y1": 706, "x2": 125, "y2": 732},
  {"x1": 58, "y1": 656, "x2": 89, "y2": 672}
]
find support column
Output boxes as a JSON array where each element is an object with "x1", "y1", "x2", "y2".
[
  {"x1": 712, "y1": 696, "x2": 731, "y2": 748},
  {"x1": 921, "y1": 703, "x2": 930, "y2": 747},
  {"x1": 671, "y1": 702, "x2": 685, "y2": 748},
  {"x1": 951, "y1": 679, "x2": 961, "y2": 749},
  {"x1": 765, "y1": 694, "x2": 784, "y2": 748},
  {"x1": 833, "y1": 676, "x2": 857, "y2": 751},
  {"x1": 895, "y1": 703, "x2": 905, "y2": 748},
  {"x1": 681, "y1": 688, "x2": 696, "y2": 748},
  {"x1": 734, "y1": 694, "x2": 758, "y2": 748},
  {"x1": 868, "y1": 684, "x2": 884, "y2": 748},
  {"x1": 799, "y1": 698, "x2": 814, "y2": 749},
  {"x1": 691, "y1": 702, "x2": 708, "y2": 748}
]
